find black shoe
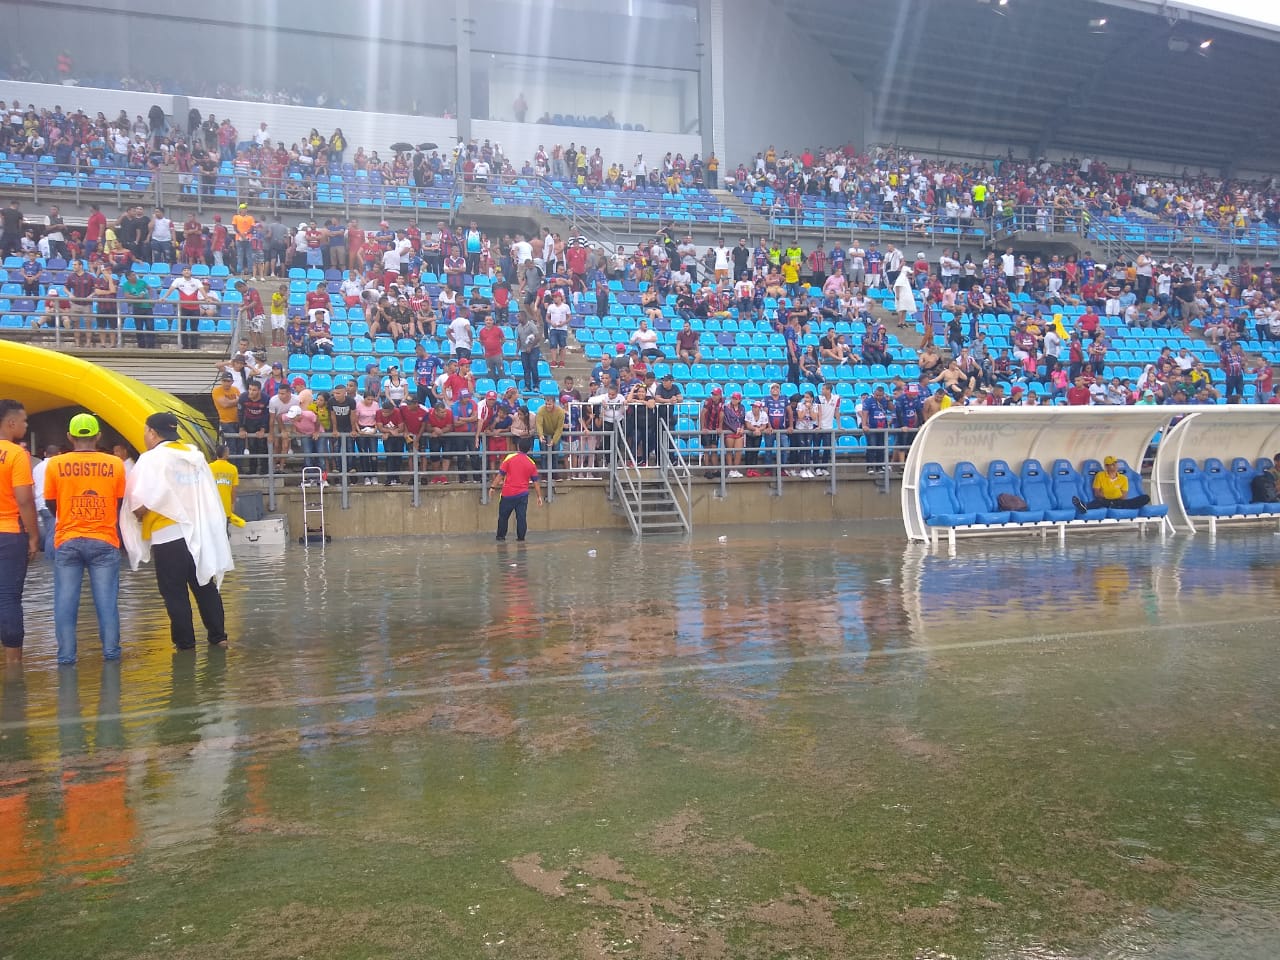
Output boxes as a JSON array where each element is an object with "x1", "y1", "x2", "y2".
[
  {"x1": 495, "y1": 536, "x2": 506, "y2": 542},
  {"x1": 516, "y1": 537, "x2": 525, "y2": 542},
  {"x1": 1071, "y1": 495, "x2": 1087, "y2": 515}
]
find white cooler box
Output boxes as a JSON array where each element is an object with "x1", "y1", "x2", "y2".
[{"x1": 229, "y1": 515, "x2": 289, "y2": 548}]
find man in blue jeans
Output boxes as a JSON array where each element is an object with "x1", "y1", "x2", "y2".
[
  {"x1": 0, "y1": 399, "x2": 40, "y2": 664},
  {"x1": 44, "y1": 414, "x2": 127, "y2": 665}
]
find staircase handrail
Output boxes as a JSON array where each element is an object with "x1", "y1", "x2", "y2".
[
  {"x1": 609, "y1": 421, "x2": 644, "y2": 535},
  {"x1": 657, "y1": 418, "x2": 692, "y2": 534}
]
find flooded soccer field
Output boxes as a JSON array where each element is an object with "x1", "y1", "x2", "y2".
[{"x1": 2, "y1": 523, "x2": 1279, "y2": 959}]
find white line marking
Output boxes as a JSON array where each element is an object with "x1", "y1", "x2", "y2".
[{"x1": 0, "y1": 614, "x2": 1267, "y2": 733}]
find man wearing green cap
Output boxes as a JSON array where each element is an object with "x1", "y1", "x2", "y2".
[{"x1": 43, "y1": 413, "x2": 127, "y2": 665}]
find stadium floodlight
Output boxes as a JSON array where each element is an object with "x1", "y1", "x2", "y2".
[
  {"x1": 1198, "y1": 38, "x2": 1213, "y2": 48},
  {"x1": 1088, "y1": 17, "x2": 1107, "y2": 32}
]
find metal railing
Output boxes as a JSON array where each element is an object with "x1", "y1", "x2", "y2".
[
  {"x1": 606, "y1": 422, "x2": 644, "y2": 532},
  {"x1": 657, "y1": 418, "x2": 692, "y2": 533},
  {"x1": 225, "y1": 418, "x2": 910, "y2": 517},
  {"x1": 0, "y1": 295, "x2": 237, "y2": 350}
]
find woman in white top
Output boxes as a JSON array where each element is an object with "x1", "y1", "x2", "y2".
[
  {"x1": 893, "y1": 266, "x2": 918, "y2": 328},
  {"x1": 382, "y1": 368, "x2": 410, "y2": 405}
]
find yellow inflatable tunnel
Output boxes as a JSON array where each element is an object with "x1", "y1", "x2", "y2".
[{"x1": 0, "y1": 340, "x2": 215, "y2": 455}]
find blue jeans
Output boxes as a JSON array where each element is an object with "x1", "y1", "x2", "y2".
[
  {"x1": 299, "y1": 435, "x2": 321, "y2": 470},
  {"x1": 236, "y1": 240, "x2": 253, "y2": 273},
  {"x1": 0, "y1": 531, "x2": 29, "y2": 649},
  {"x1": 54, "y1": 537, "x2": 121, "y2": 664}
]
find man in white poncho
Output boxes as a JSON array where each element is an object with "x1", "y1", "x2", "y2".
[{"x1": 121, "y1": 412, "x2": 232, "y2": 650}]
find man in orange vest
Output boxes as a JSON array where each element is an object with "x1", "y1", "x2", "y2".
[
  {"x1": 44, "y1": 414, "x2": 127, "y2": 665},
  {"x1": 232, "y1": 203, "x2": 255, "y2": 275},
  {"x1": 0, "y1": 399, "x2": 38, "y2": 663}
]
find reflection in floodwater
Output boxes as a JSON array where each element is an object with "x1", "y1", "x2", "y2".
[{"x1": 0, "y1": 524, "x2": 1278, "y2": 957}]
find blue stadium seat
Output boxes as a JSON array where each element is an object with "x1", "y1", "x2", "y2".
[
  {"x1": 1019, "y1": 459, "x2": 1075, "y2": 522},
  {"x1": 1050, "y1": 460, "x2": 1106, "y2": 520},
  {"x1": 1179, "y1": 459, "x2": 1233, "y2": 516},
  {"x1": 919, "y1": 462, "x2": 976, "y2": 528},
  {"x1": 985, "y1": 460, "x2": 1044, "y2": 523},
  {"x1": 1116, "y1": 462, "x2": 1168, "y2": 519},
  {"x1": 951, "y1": 461, "x2": 1010, "y2": 525}
]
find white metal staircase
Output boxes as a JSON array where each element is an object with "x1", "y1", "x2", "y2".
[{"x1": 608, "y1": 421, "x2": 692, "y2": 537}]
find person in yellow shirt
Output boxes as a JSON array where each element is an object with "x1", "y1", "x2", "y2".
[
  {"x1": 0, "y1": 399, "x2": 39, "y2": 663},
  {"x1": 122, "y1": 413, "x2": 232, "y2": 651},
  {"x1": 211, "y1": 372, "x2": 241, "y2": 445},
  {"x1": 210, "y1": 445, "x2": 239, "y2": 519},
  {"x1": 1073, "y1": 456, "x2": 1151, "y2": 514},
  {"x1": 44, "y1": 413, "x2": 127, "y2": 665},
  {"x1": 270, "y1": 283, "x2": 288, "y2": 348},
  {"x1": 781, "y1": 259, "x2": 801, "y2": 297}
]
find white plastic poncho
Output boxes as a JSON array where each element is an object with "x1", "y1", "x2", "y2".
[
  {"x1": 120, "y1": 442, "x2": 234, "y2": 588},
  {"x1": 892, "y1": 268, "x2": 918, "y2": 315}
]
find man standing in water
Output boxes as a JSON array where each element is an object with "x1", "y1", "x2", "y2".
[
  {"x1": 489, "y1": 437, "x2": 543, "y2": 542},
  {"x1": 121, "y1": 412, "x2": 233, "y2": 651},
  {"x1": 0, "y1": 399, "x2": 39, "y2": 663},
  {"x1": 44, "y1": 414, "x2": 127, "y2": 665}
]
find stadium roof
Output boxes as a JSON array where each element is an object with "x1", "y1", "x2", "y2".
[{"x1": 776, "y1": 0, "x2": 1280, "y2": 174}]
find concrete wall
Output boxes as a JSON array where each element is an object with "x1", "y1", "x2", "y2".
[
  {"x1": 4, "y1": 0, "x2": 700, "y2": 131},
  {"x1": 470, "y1": 119, "x2": 701, "y2": 173},
  {"x1": 272, "y1": 478, "x2": 903, "y2": 541},
  {"x1": 718, "y1": 0, "x2": 869, "y2": 170}
]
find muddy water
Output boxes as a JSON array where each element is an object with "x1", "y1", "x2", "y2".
[{"x1": 1, "y1": 524, "x2": 1279, "y2": 959}]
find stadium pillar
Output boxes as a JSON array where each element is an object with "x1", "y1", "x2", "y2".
[
  {"x1": 697, "y1": 0, "x2": 723, "y2": 168},
  {"x1": 455, "y1": 0, "x2": 473, "y2": 145}
]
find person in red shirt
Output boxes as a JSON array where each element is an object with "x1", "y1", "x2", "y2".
[
  {"x1": 424, "y1": 400, "x2": 454, "y2": 483},
  {"x1": 393, "y1": 396, "x2": 428, "y2": 480},
  {"x1": 183, "y1": 213, "x2": 205, "y2": 265},
  {"x1": 489, "y1": 438, "x2": 543, "y2": 542},
  {"x1": 304, "y1": 280, "x2": 330, "y2": 325},
  {"x1": 477, "y1": 315, "x2": 506, "y2": 376},
  {"x1": 1066, "y1": 376, "x2": 1092, "y2": 406},
  {"x1": 492, "y1": 275, "x2": 511, "y2": 324},
  {"x1": 565, "y1": 240, "x2": 588, "y2": 288},
  {"x1": 84, "y1": 203, "x2": 106, "y2": 255},
  {"x1": 346, "y1": 220, "x2": 365, "y2": 271},
  {"x1": 63, "y1": 259, "x2": 98, "y2": 348},
  {"x1": 211, "y1": 215, "x2": 229, "y2": 269}
]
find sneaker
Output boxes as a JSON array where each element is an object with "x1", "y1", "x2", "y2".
[
  {"x1": 703, "y1": 470, "x2": 717, "y2": 479},
  {"x1": 745, "y1": 469, "x2": 761, "y2": 478},
  {"x1": 1072, "y1": 495, "x2": 1087, "y2": 515},
  {"x1": 801, "y1": 469, "x2": 814, "y2": 478},
  {"x1": 728, "y1": 470, "x2": 743, "y2": 478}
]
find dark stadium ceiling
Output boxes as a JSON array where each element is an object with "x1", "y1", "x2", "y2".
[{"x1": 774, "y1": 0, "x2": 1280, "y2": 174}]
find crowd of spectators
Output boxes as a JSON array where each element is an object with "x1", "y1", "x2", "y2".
[
  {"x1": 731, "y1": 144, "x2": 1280, "y2": 238},
  {"x1": 3, "y1": 94, "x2": 1280, "y2": 486},
  {"x1": 0, "y1": 96, "x2": 720, "y2": 203}
]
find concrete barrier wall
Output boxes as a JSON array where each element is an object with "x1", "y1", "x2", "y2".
[{"x1": 273, "y1": 478, "x2": 903, "y2": 541}]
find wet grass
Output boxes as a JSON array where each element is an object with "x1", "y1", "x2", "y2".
[{"x1": 4, "y1": 639, "x2": 1279, "y2": 960}]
